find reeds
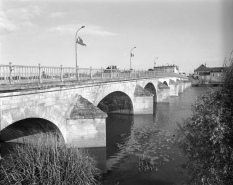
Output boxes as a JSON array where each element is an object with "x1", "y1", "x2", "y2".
[
  {"x1": 138, "y1": 154, "x2": 157, "y2": 173},
  {"x1": 0, "y1": 133, "x2": 100, "y2": 185}
]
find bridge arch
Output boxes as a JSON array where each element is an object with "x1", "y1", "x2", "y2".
[
  {"x1": 97, "y1": 91, "x2": 134, "y2": 114},
  {"x1": 1, "y1": 105, "x2": 68, "y2": 143},
  {"x1": 0, "y1": 118, "x2": 65, "y2": 143},
  {"x1": 144, "y1": 82, "x2": 157, "y2": 102}
]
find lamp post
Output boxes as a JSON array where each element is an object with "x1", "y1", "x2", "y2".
[
  {"x1": 154, "y1": 57, "x2": 158, "y2": 68},
  {"x1": 130, "y1": 47, "x2": 136, "y2": 70},
  {"x1": 75, "y1": 26, "x2": 85, "y2": 69}
]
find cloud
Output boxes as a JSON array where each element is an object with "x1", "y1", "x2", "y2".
[
  {"x1": 6, "y1": 6, "x2": 42, "y2": 21},
  {"x1": 49, "y1": 12, "x2": 66, "y2": 18},
  {"x1": 0, "y1": 11, "x2": 18, "y2": 32},
  {"x1": 0, "y1": 6, "x2": 41, "y2": 33},
  {"x1": 48, "y1": 24, "x2": 118, "y2": 36}
]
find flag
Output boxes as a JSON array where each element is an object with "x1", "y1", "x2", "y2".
[
  {"x1": 76, "y1": 37, "x2": 86, "y2": 46},
  {"x1": 131, "y1": 53, "x2": 134, "y2": 57}
]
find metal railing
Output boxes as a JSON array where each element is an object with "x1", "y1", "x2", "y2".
[{"x1": 0, "y1": 63, "x2": 188, "y2": 85}]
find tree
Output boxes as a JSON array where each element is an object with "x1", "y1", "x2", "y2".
[{"x1": 177, "y1": 56, "x2": 233, "y2": 185}]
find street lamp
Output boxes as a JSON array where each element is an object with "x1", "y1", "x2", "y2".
[
  {"x1": 154, "y1": 57, "x2": 158, "y2": 68},
  {"x1": 75, "y1": 26, "x2": 85, "y2": 69},
  {"x1": 130, "y1": 47, "x2": 136, "y2": 70}
]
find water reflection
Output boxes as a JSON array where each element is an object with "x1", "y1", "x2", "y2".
[{"x1": 100, "y1": 87, "x2": 210, "y2": 184}]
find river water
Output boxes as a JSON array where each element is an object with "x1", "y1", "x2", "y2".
[{"x1": 88, "y1": 86, "x2": 211, "y2": 185}]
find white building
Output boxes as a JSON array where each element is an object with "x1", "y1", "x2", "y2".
[{"x1": 153, "y1": 65, "x2": 179, "y2": 74}]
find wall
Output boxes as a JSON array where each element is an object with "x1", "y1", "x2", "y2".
[{"x1": 210, "y1": 72, "x2": 224, "y2": 82}]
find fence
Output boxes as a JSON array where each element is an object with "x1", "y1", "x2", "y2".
[{"x1": 0, "y1": 63, "x2": 188, "y2": 85}]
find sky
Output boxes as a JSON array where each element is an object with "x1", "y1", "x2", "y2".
[{"x1": 0, "y1": 0, "x2": 233, "y2": 74}]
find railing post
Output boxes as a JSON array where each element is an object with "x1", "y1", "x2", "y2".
[
  {"x1": 39, "y1": 63, "x2": 42, "y2": 83},
  {"x1": 76, "y1": 66, "x2": 79, "y2": 81},
  {"x1": 138, "y1": 69, "x2": 140, "y2": 78},
  {"x1": 90, "y1": 66, "x2": 92, "y2": 79},
  {"x1": 9, "y1": 62, "x2": 13, "y2": 84},
  {"x1": 101, "y1": 67, "x2": 103, "y2": 79},
  {"x1": 60, "y1": 65, "x2": 63, "y2": 82}
]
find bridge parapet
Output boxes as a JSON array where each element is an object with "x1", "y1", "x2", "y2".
[{"x1": 0, "y1": 64, "x2": 188, "y2": 88}]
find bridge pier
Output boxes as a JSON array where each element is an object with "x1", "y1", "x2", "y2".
[
  {"x1": 169, "y1": 79, "x2": 179, "y2": 96},
  {"x1": 177, "y1": 80, "x2": 184, "y2": 93},
  {"x1": 133, "y1": 85, "x2": 154, "y2": 114},
  {"x1": 184, "y1": 81, "x2": 191, "y2": 90},
  {"x1": 157, "y1": 82, "x2": 170, "y2": 103},
  {"x1": 66, "y1": 95, "x2": 107, "y2": 148}
]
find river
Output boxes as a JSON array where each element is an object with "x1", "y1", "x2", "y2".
[{"x1": 88, "y1": 86, "x2": 211, "y2": 185}]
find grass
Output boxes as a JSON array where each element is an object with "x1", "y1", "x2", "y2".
[{"x1": 0, "y1": 132, "x2": 101, "y2": 185}]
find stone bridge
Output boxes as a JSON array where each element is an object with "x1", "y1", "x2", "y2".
[{"x1": 0, "y1": 76, "x2": 191, "y2": 148}]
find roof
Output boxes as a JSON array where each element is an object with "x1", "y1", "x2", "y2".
[
  {"x1": 194, "y1": 64, "x2": 209, "y2": 72},
  {"x1": 195, "y1": 64, "x2": 224, "y2": 72}
]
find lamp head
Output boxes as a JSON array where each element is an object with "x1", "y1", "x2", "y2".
[{"x1": 81, "y1": 26, "x2": 85, "y2": 28}]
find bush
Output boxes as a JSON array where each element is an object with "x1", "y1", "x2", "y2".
[
  {"x1": 177, "y1": 57, "x2": 233, "y2": 184},
  {"x1": 0, "y1": 133, "x2": 100, "y2": 185}
]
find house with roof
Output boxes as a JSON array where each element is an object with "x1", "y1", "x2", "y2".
[{"x1": 194, "y1": 64, "x2": 224, "y2": 84}]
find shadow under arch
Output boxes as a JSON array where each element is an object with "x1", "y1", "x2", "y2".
[
  {"x1": 97, "y1": 91, "x2": 134, "y2": 114},
  {"x1": 0, "y1": 118, "x2": 65, "y2": 143},
  {"x1": 144, "y1": 82, "x2": 157, "y2": 102}
]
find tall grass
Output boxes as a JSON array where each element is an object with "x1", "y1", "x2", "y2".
[{"x1": 0, "y1": 133, "x2": 100, "y2": 185}]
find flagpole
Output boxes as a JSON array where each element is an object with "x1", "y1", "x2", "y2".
[
  {"x1": 130, "y1": 47, "x2": 136, "y2": 70},
  {"x1": 75, "y1": 26, "x2": 85, "y2": 70}
]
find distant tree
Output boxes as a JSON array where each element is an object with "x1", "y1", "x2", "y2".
[{"x1": 177, "y1": 55, "x2": 233, "y2": 185}]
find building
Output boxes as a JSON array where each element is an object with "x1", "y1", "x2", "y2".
[
  {"x1": 153, "y1": 65, "x2": 179, "y2": 74},
  {"x1": 194, "y1": 64, "x2": 224, "y2": 84}
]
